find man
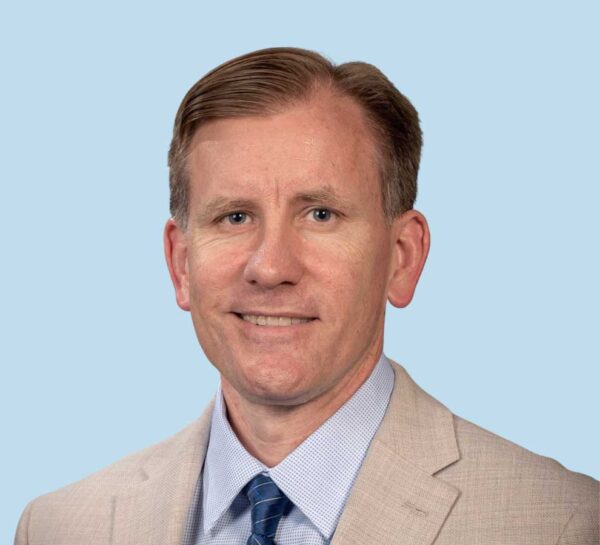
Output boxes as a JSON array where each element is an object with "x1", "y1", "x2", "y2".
[{"x1": 15, "y1": 47, "x2": 598, "y2": 545}]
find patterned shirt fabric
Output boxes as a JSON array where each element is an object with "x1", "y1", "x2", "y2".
[{"x1": 183, "y1": 353, "x2": 394, "y2": 545}]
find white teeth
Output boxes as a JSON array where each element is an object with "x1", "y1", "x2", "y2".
[{"x1": 241, "y1": 314, "x2": 312, "y2": 326}]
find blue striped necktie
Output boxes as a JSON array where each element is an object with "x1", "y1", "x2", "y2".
[{"x1": 245, "y1": 474, "x2": 291, "y2": 545}]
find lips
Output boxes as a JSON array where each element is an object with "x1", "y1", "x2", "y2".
[{"x1": 233, "y1": 312, "x2": 316, "y2": 326}]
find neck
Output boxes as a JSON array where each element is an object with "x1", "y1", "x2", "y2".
[{"x1": 220, "y1": 348, "x2": 382, "y2": 467}]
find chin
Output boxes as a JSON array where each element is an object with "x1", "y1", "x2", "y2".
[{"x1": 234, "y1": 361, "x2": 322, "y2": 407}]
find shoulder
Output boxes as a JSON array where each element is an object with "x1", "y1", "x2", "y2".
[
  {"x1": 386, "y1": 360, "x2": 597, "y2": 521},
  {"x1": 41, "y1": 416, "x2": 204, "y2": 499},
  {"x1": 441, "y1": 414, "x2": 598, "y2": 542},
  {"x1": 14, "y1": 406, "x2": 213, "y2": 544},
  {"x1": 384, "y1": 360, "x2": 597, "y2": 543},
  {"x1": 451, "y1": 415, "x2": 597, "y2": 499}
]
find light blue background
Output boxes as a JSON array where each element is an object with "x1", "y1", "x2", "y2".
[{"x1": 2, "y1": 1, "x2": 598, "y2": 540}]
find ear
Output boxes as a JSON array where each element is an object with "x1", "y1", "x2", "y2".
[
  {"x1": 164, "y1": 218, "x2": 191, "y2": 311},
  {"x1": 387, "y1": 210, "x2": 431, "y2": 308}
]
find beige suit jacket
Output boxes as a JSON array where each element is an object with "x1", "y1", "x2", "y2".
[{"x1": 15, "y1": 361, "x2": 599, "y2": 544}]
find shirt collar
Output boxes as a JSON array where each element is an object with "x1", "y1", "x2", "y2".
[
  {"x1": 201, "y1": 387, "x2": 265, "y2": 534},
  {"x1": 202, "y1": 353, "x2": 394, "y2": 539}
]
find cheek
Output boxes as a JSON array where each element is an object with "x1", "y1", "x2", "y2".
[
  {"x1": 307, "y1": 230, "x2": 391, "y2": 311},
  {"x1": 187, "y1": 238, "x2": 247, "y2": 302}
]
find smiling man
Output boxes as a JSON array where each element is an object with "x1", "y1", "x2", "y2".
[{"x1": 15, "y1": 48, "x2": 598, "y2": 545}]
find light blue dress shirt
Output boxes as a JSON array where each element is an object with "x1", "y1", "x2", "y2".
[{"x1": 183, "y1": 354, "x2": 394, "y2": 545}]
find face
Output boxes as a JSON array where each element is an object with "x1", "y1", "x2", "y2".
[{"x1": 165, "y1": 92, "x2": 428, "y2": 408}]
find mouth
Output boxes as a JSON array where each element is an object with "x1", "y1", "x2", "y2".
[{"x1": 233, "y1": 313, "x2": 316, "y2": 327}]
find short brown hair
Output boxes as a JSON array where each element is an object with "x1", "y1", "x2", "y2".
[{"x1": 168, "y1": 47, "x2": 422, "y2": 229}]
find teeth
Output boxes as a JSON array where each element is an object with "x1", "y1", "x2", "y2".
[{"x1": 241, "y1": 314, "x2": 312, "y2": 326}]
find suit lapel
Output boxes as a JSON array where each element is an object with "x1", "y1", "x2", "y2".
[
  {"x1": 112, "y1": 401, "x2": 214, "y2": 545},
  {"x1": 331, "y1": 361, "x2": 461, "y2": 545},
  {"x1": 111, "y1": 360, "x2": 459, "y2": 545}
]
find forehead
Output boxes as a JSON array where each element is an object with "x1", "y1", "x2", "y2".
[{"x1": 187, "y1": 93, "x2": 380, "y2": 199}]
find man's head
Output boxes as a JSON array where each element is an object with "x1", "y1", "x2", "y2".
[
  {"x1": 168, "y1": 47, "x2": 422, "y2": 230},
  {"x1": 164, "y1": 48, "x2": 430, "y2": 411}
]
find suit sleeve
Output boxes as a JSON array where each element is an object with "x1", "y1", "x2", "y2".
[
  {"x1": 556, "y1": 506, "x2": 599, "y2": 545},
  {"x1": 14, "y1": 500, "x2": 34, "y2": 545}
]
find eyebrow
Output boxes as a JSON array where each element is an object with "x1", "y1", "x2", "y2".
[
  {"x1": 290, "y1": 187, "x2": 352, "y2": 209},
  {"x1": 196, "y1": 186, "x2": 353, "y2": 224}
]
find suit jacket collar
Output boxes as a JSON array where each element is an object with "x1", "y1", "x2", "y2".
[
  {"x1": 375, "y1": 360, "x2": 460, "y2": 475},
  {"x1": 111, "y1": 359, "x2": 460, "y2": 545},
  {"x1": 331, "y1": 360, "x2": 461, "y2": 545},
  {"x1": 112, "y1": 402, "x2": 214, "y2": 545}
]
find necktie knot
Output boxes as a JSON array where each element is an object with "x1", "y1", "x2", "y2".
[{"x1": 245, "y1": 474, "x2": 290, "y2": 545}]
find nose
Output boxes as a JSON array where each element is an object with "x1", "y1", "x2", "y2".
[{"x1": 243, "y1": 221, "x2": 304, "y2": 288}]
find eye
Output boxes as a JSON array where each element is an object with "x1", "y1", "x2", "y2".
[
  {"x1": 224, "y1": 212, "x2": 248, "y2": 225},
  {"x1": 311, "y1": 208, "x2": 332, "y2": 222}
]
